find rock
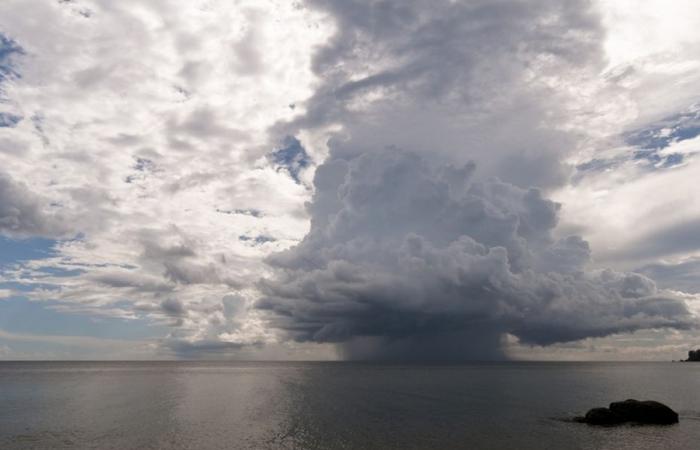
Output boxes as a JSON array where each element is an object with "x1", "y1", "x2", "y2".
[
  {"x1": 580, "y1": 399, "x2": 678, "y2": 426},
  {"x1": 608, "y1": 399, "x2": 679, "y2": 424},
  {"x1": 583, "y1": 407, "x2": 625, "y2": 426}
]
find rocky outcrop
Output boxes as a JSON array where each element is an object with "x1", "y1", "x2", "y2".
[
  {"x1": 686, "y1": 349, "x2": 700, "y2": 361},
  {"x1": 582, "y1": 407, "x2": 625, "y2": 426},
  {"x1": 577, "y1": 399, "x2": 678, "y2": 426}
]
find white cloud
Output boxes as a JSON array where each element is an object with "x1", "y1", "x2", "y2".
[
  {"x1": 552, "y1": 1, "x2": 700, "y2": 272},
  {"x1": 0, "y1": 0, "x2": 332, "y2": 353}
]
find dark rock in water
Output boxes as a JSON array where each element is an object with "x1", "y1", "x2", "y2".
[
  {"x1": 579, "y1": 399, "x2": 678, "y2": 426},
  {"x1": 582, "y1": 407, "x2": 625, "y2": 426},
  {"x1": 609, "y1": 399, "x2": 679, "y2": 424},
  {"x1": 686, "y1": 349, "x2": 700, "y2": 361}
]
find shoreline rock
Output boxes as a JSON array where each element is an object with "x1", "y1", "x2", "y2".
[
  {"x1": 685, "y1": 349, "x2": 700, "y2": 362},
  {"x1": 576, "y1": 399, "x2": 678, "y2": 426}
]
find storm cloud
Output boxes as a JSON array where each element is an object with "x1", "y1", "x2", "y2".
[
  {"x1": 253, "y1": 0, "x2": 699, "y2": 361},
  {"x1": 278, "y1": 0, "x2": 606, "y2": 191},
  {"x1": 258, "y1": 149, "x2": 693, "y2": 360}
]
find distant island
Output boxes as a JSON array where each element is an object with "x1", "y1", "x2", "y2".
[{"x1": 685, "y1": 350, "x2": 700, "y2": 362}]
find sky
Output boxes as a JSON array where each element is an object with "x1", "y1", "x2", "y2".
[{"x1": 0, "y1": 0, "x2": 699, "y2": 361}]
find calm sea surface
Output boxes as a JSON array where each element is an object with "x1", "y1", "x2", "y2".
[{"x1": 1, "y1": 361, "x2": 699, "y2": 449}]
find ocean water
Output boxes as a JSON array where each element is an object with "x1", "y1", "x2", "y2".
[{"x1": 1, "y1": 361, "x2": 699, "y2": 449}]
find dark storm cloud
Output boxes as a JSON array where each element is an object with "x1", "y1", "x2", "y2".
[
  {"x1": 258, "y1": 149, "x2": 693, "y2": 360},
  {"x1": 254, "y1": 0, "x2": 696, "y2": 360}
]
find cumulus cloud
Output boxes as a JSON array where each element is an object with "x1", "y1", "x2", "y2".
[
  {"x1": 253, "y1": 0, "x2": 698, "y2": 360},
  {"x1": 0, "y1": 171, "x2": 67, "y2": 237},
  {"x1": 259, "y1": 148, "x2": 693, "y2": 360},
  {"x1": 0, "y1": 0, "x2": 331, "y2": 354}
]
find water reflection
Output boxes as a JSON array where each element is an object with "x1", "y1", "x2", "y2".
[{"x1": 1, "y1": 362, "x2": 700, "y2": 449}]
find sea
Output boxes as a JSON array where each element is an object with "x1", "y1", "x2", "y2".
[{"x1": 1, "y1": 361, "x2": 699, "y2": 449}]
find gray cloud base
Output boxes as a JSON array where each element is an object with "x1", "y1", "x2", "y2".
[
  {"x1": 0, "y1": 171, "x2": 67, "y2": 238},
  {"x1": 259, "y1": 149, "x2": 694, "y2": 360}
]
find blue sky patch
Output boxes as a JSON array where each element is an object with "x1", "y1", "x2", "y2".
[
  {"x1": 626, "y1": 105, "x2": 700, "y2": 151},
  {"x1": 662, "y1": 153, "x2": 684, "y2": 168},
  {"x1": 269, "y1": 136, "x2": 310, "y2": 183},
  {"x1": 33, "y1": 266, "x2": 85, "y2": 278},
  {"x1": 597, "y1": 105, "x2": 700, "y2": 170},
  {"x1": 575, "y1": 106, "x2": 699, "y2": 179},
  {"x1": 0, "y1": 236, "x2": 57, "y2": 267},
  {"x1": 576, "y1": 158, "x2": 617, "y2": 173}
]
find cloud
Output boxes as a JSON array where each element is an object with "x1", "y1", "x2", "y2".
[
  {"x1": 556, "y1": 138, "x2": 700, "y2": 268},
  {"x1": 0, "y1": 112, "x2": 22, "y2": 128},
  {"x1": 611, "y1": 217, "x2": 700, "y2": 261},
  {"x1": 0, "y1": 0, "x2": 332, "y2": 354},
  {"x1": 163, "y1": 339, "x2": 254, "y2": 359},
  {"x1": 554, "y1": 0, "x2": 700, "y2": 278},
  {"x1": 276, "y1": 0, "x2": 606, "y2": 191},
  {"x1": 0, "y1": 327, "x2": 155, "y2": 360},
  {"x1": 637, "y1": 258, "x2": 700, "y2": 294},
  {"x1": 0, "y1": 171, "x2": 67, "y2": 237},
  {"x1": 254, "y1": 0, "x2": 699, "y2": 361},
  {"x1": 626, "y1": 105, "x2": 700, "y2": 151},
  {"x1": 160, "y1": 298, "x2": 186, "y2": 317},
  {"x1": 259, "y1": 148, "x2": 694, "y2": 360},
  {"x1": 0, "y1": 32, "x2": 23, "y2": 91}
]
